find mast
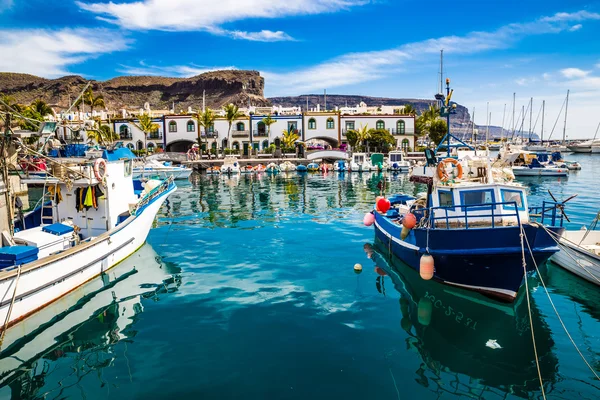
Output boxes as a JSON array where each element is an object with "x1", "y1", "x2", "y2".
[
  {"x1": 472, "y1": 107, "x2": 476, "y2": 144},
  {"x1": 529, "y1": 97, "x2": 533, "y2": 142},
  {"x1": 562, "y1": 90, "x2": 569, "y2": 144},
  {"x1": 541, "y1": 100, "x2": 545, "y2": 143},
  {"x1": 487, "y1": 112, "x2": 491, "y2": 145},
  {"x1": 440, "y1": 49, "x2": 444, "y2": 95},
  {"x1": 512, "y1": 93, "x2": 516, "y2": 140},
  {"x1": 501, "y1": 103, "x2": 506, "y2": 142},
  {"x1": 485, "y1": 101, "x2": 489, "y2": 145},
  {"x1": 521, "y1": 105, "x2": 525, "y2": 141}
]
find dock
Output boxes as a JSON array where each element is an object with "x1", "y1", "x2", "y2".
[{"x1": 183, "y1": 157, "x2": 307, "y2": 171}]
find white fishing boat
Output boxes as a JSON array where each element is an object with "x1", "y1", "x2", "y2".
[
  {"x1": 550, "y1": 223, "x2": 600, "y2": 286},
  {"x1": 387, "y1": 151, "x2": 411, "y2": 172},
  {"x1": 0, "y1": 243, "x2": 180, "y2": 387},
  {"x1": 567, "y1": 139, "x2": 600, "y2": 153},
  {"x1": 133, "y1": 159, "x2": 192, "y2": 180},
  {"x1": 0, "y1": 148, "x2": 175, "y2": 331},
  {"x1": 349, "y1": 153, "x2": 372, "y2": 172},
  {"x1": 512, "y1": 163, "x2": 569, "y2": 177},
  {"x1": 221, "y1": 155, "x2": 241, "y2": 174},
  {"x1": 265, "y1": 162, "x2": 280, "y2": 173}
]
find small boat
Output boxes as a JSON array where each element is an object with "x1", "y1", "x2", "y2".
[
  {"x1": 279, "y1": 161, "x2": 296, "y2": 172},
  {"x1": 550, "y1": 217, "x2": 600, "y2": 286},
  {"x1": 221, "y1": 156, "x2": 241, "y2": 174},
  {"x1": 133, "y1": 159, "x2": 192, "y2": 180},
  {"x1": 387, "y1": 151, "x2": 411, "y2": 172},
  {"x1": 307, "y1": 162, "x2": 319, "y2": 172},
  {"x1": 1, "y1": 149, "x2": 176, "y2": 329},
  {"x1": 567, "y1": 139, "x2": 600, "y2": 153},
  {"x1": 349, "y1": 153, "x2": 371, "y2": 172},
  {"x1": 253, "y1": 164, "x2": 266, "y2": 172},
  {"x1": 320, "y1": 163, "x2": 332, "y2": 173},
  {"x1": 334, "y1": 160, "x2": 347, "y2": 172},
  {"x1": 265, "y1": 162, "x2": 280, "y2": 173},
  {"x1": 206, "y1": 165, "x2": 221, "y2": 174},
  {"x1": 371, "y1": 153, "x2": 385, "y2": 171},
  {"x1": 243, "y1": 164, "x2": 254, "y2": 173},
  {"x1": 296, "y1": 164, "x2": 308, "y2": 172},
  {"x1": 512, "y1": 159, "x2": 569, "y2": 177}
]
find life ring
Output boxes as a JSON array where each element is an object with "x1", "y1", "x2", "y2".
[
  {"x1": 93, "y1": 158, "x2": 107, "y2": 181},
  {"x1": 437, "y1": 158, "x2": 462, "y2": 182}
]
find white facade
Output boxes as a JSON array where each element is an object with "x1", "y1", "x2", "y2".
[
  {"x1": 303, "y1": 113, "x2": 339, "y2": 146},
  {"x1": 251, "y1": 115, "x2": 302, "y2": 150},
  {"x1": 340, "y1": 115, "x2": 416, "y2": 150},
  {"x1": 113, "y1": 117, "x2": 164, "y2": 152}
]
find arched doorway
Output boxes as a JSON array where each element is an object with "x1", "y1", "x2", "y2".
[
  {"x1": 136, "y1": 140, "x2": 144, "y2": 151},
  {"x1": 166, "y1": 140, "x2": 195, "y2": 152}
]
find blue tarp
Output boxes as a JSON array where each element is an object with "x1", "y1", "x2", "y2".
[
  {"x1": 42, "y1": 223, "x2": 74, "y2": 236},
  {"x1": 61, "y1": 144, "x2": 88, "y2": 157},
  {"x1": 102, "y1": 148, "x2": 136, "y2": 161}
]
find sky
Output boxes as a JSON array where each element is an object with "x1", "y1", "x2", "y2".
[{"x1": 1, "y1": 0, "x2": 600, "y2": 138}]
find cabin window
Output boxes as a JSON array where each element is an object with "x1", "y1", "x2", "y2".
[
  {"x1": 187, "y1": 120, "x2": 195, "y2": 132},
  {"x1": 124, "y1": 159, "x2": 132, "y2": 177},
  {"x1": 460, "y1": 189, "x2": 495, "y2": 210},
  {"x1": 500, "y1": 189, "x2": 525, "y2": 211},
  {"x1": 345, "y1": 121, "x2": 355, "y2": 130},
  {"x1": 326, "y1": 118, "x2": 335, "y2": 129},
  {"x1": 438, "y1": 190, "x2": 454, "y2": 209},
  {"x1": 169, "y1": 121, "x2": 177, "y2": 132},
  {"x1": 308, "y1": 118, "x2": 316, "y2": 129},
  {"x1": 390, "y1": 153, "x2": 402, "y2": 162},
  {"x1": 376, "y1": 120, "x2": 385, "y2": 130}
]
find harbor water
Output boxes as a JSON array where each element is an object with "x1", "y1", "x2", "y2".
[{"x1": 1, "y1": 153, "x2": 599, "y2": 399}]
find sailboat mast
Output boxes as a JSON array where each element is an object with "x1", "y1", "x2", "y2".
[
  {"x1": 501, "y1": 103, "x2": 506, "y2": 142},
  {"x1": 541, "y1": 100, "x2": 545, "y2": 143},
  {"x1": 512, "y1": 93, "x2": 515, "y2": 138},
  {"x1": 472, "y1": 107, "x2": 476, "y2": 144},
  {"x1": 440, "y1": 49, "x2": 444, "y2": 95},
  {"x1": 487, "y1": 112, "x2": 491, "y2": 145},
  {"x1": 529, "y1": 97, "x2": 533, "y2": 141},
  {"x1": 562, "y1": 90, "x2": 569, "y2": 144},
  {"x1": 486, "y1": 102, "x2": 489, "y2": 145}
]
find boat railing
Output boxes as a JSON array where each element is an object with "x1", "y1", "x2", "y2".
[
  {"x1": 425, "y1": 201, "x2": 521, "y2": 229},
  {"x1": 528, "y1": 201, "x2": 565, "y2": 227},
  {"x1": 130, "y1": 176, "x2": 174, "y2": 216}
]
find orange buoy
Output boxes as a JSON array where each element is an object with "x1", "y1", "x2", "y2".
[
  {"x1": 419, "y1": 254, "x2": 434, "y2": 280},
  {"x1": 375, "y1": 196, "x2": 383, "y2": 210},
  {"x1": 402, "y1": 213, "x2": 417, "y2": 229},
  {"x1": 417, "y1": 297, "x2": 433, "y2": 326},
  {"x1": 377, "y1": 197, "x2": 391, "y2": 213}
]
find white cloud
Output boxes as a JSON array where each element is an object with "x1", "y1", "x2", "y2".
[
  {"x1": 0, "y1": 28, "x2": 130, "y2": 77},
  {"x1": 515, "y1": 77, "x2": 538, "y2": 86},
  {"x1": 569, "y1": 24, "x2": 583, "y2": 31},
  {"x1": 561, "y1": 67, "x2": 590, "y2": 79},
  {"x1": 119, "y1": 62, "x2": 236, "y2": 77},
  {"x1": 261, "y1": 10, "x2": 600, "y2": 95},
  {"x1": 77, "y1": 0, "x2": 367, "y2": 40}
]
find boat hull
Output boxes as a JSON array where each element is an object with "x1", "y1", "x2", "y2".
[
  {"x1": 0, "y1": 184, "x2": 175, "y2": 329},
  {"x1": 550, "y1": 238, "x2": 600, "y2": 286},
  {"x1": 512, "y1": 167, "x2": 568, "y2": 177},
  {"x1": 373, "y1": 213, "x2": 562, "y2": 302},
  {"x1": 133, "y1": 168, "x2": 192, "y2": 180}
]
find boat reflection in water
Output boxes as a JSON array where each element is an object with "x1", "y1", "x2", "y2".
[
  {"x1": 364, "y1": 239, "x2": 557, "y2": 398},
  {"x1": 0, "y1": 244, "x2": 181, "y2": 399}
]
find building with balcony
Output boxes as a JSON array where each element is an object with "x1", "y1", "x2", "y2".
[
  {"x1": 340, "y1": 115, "x2": 415, "y2": 151},
  {"x1": 112, "y1": 117, "x2": 165, "y2": 153},
  {"x1": 250, "y1": 114, "x2": 302, "y2": 152},
  {"x1": 302, "y1": 112, "x2": 340, "y2": 147}
]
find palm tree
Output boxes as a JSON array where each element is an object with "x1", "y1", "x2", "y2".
[
  {"x1": 281, "y1": 127, "x2": 300, "y2": 149},
  {"x1": 83, "y1": 88, "x2": 106, "y2": 114},
  {"x1": 349, "y1": 124, "x2": 371, "y2": 151},
  {"x1": 416, "y1": 104, "x2": 441, "y2": 138},
  {"x1": 87, "y1": 124, "x2": 118, "y2": 146},
  {"x1": 135, "y1": 113, "x2": 160, "y2": 152},
  {"x1": 198, "y1": 108, "x2": 216, "y2": 154},
  {"x1": 403, "y1": 104, "x2": 417, "y2": 116},
  {"x1": 29, "y1": 99, "x2": 54, "y2": 117},
  {"x1": 261, "y1": 114, "x2": 276, "y2": 138},
  {"x1": 223, "y1": 103, "x2": 244, "y2": 148}
]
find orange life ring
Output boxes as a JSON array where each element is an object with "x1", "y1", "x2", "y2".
[
  {"x1": 93, "y1": 158, "x2": 107, "y2": 181},
  {"x1": 437, "y1": 158, "x2": 463, "y2": 182}
]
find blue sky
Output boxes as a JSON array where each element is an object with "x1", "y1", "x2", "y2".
[{"x1": 1, "y1": 0, "x2": 600, "y2": 138}]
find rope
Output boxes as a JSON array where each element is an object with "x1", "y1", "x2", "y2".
[
  {"x1": 522, "y1": 227, "x2": 600, "y2": 381},
  {"x1": 518, "y1": 224, "x2": 546, "y2": 399},
  {"x1": 0, "y1": 265, "x2": 22, "y2": 348}
]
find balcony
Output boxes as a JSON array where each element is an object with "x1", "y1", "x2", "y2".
[
  {"x1": 120, "y1": 134, "x2": 133, "y2": 140},
  {"x1": 254, "y1": 131, "x2": 268, "y2": 137},
  {"x1": 390, "y1": 128, "x2": 412, "y2": 135},
  {"x1": 147, "y1": 133, "x2": 163, "y2": 140},
  {"x1": 232, "y1": 130, "x2": 250, "y2": 137},
  {"x1": 201, "y1": 130, "x2": 218, "y2": 138}
]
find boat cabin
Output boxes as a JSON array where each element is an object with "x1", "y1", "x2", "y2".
[
  {"x1": 388, "y1": 151, "x2": 405, "y2": 163},
  {"x1": 352, "y1": 153, "x2": 366, "y2": 165}
]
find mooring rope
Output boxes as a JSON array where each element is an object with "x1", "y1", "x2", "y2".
[
  {"x1": 518, "y1": 224, "x2": 546, "y2": 399},
  {"x1": 522, "y1": 228, "x2": 600, "y2": 381},
  {"x1": 0, "y1": 265, "x2": 22, "y2": 348}
]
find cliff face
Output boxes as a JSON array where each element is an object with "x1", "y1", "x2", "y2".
[{"x1": 0, "y1": 70, "x2": 268, "y2": 111}]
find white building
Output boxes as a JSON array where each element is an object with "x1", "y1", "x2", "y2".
[
  {"x1": 250, "y1": 114, "x2": 302, "y2": 151},
  {"x1": 340, "y1": 114, "x2": 416, "y2": 151},
  {"x1": 302, "y1": 112, "x2": 340, "y2": 146},
  {"x1": 113, "y1": 117, "x2": 164, "y2": 153}
]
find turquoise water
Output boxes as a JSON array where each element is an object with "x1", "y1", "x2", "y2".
[{"x1": 1, "y1": 154, "x2": 599, "y2": 399}]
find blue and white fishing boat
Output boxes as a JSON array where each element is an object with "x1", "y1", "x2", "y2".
[
  {"x1": 0, "y1": 145, "x2": 175, "y2": 330},
  {"x1": 387, "y1": 151, "x2": 411, "y2": 172},
  {"x1": 133, "y1": 159, "x2": 192, "y2": 180},
  {"x1": 296, "y1": 164, "x2": 308, "y2": 172},
  {"x1": 307, "y1": 162, "x2": 319, "y2": 172},
  {"x1": 366, "y1": 80, "x2": 565, "y2": 302}
]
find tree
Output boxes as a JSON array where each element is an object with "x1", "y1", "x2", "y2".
[
  {"x1": 281, "y1": 127, "x2": 299, "y2": 150},
  {"x1": 428, "y1": 119, "x2": 448, "y2": 146},
  {"x1": 415, "y1": 104, "x2": 440, "y2": 138},
  {"x1": 29, "y1": 99, "x2": 54, "y2": 118},
  {"x1": 347, "y1": 124, "x2": 371, "y2": 151},
  {"x1": 16, "y1": 99, "x2": 54, "y2": 131},
  {"x1": 135, "y1": 113, "x2": 160, "y2": 151},
  {"x1": 261, "y1": 114, "x2": 276, "y2": 137},
  {"x1": 87, "y1": 124, "x2": 118, "y2": 146},
  {"x1": 367, "y1": 129, "x2": 395, "y2": 152},
  {"x1": 346, "y1": 129, "x2": 359, "y2": 148},
  {"x1": 197, "y1": 108, "x2": 216, "y2": 152},
  {"x1": 402, "y1": 104, "x2": 417, "y2": 116},
  {"x1": 223, "y1": 103, "x2": 243, "y2": 148},
  {"x1": 84, "y1": 88, "x2": 105, "y2": 114}
]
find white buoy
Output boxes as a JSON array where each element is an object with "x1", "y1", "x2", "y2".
[{"x1": 353, "y1": 263, "x2": 363, "y2": 274}]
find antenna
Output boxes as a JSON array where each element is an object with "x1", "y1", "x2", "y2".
[{"x1": 439, "y1": 49, "x2": 444, "y2": 94}]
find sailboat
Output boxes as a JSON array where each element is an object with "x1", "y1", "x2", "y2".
[{"x1": 567, "y1": 122, "x2": 600, "y2": 153}]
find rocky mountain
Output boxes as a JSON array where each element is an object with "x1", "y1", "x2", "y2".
[{"x1": 0, "y1": 70, "x2": 269, "y2": 111}]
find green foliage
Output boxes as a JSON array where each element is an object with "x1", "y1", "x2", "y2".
[
  {"x1": 345, "y1": 129, "x2": 358, "y2": 148},
  {"x1": 368, "y1": 129, "x2": 396, "y2": 152},
  {"x1": 415, "y1": 104, "x2": 441, "y2": 138},
  {"x1": 402, "y1": 104, "x2": 417, "y2": 116},
  {"x1": 261, "y1": 114, "x2": 276, "y2": 135},
  {"x1": 87, "y1": 123, "x2": 118, "y2": 146},
  {"x1": 428, "y1": 119, "x2": 448, "y2": 146},
  {"x1": 281, "y1": 128, "x2": 299, "y2": 149},
  {"x1": 136, "y1": 113, "x2": 160, "y2": 135},
  {"x1": 223, "y1": 103, "x2": 244, "y2": 145}
]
